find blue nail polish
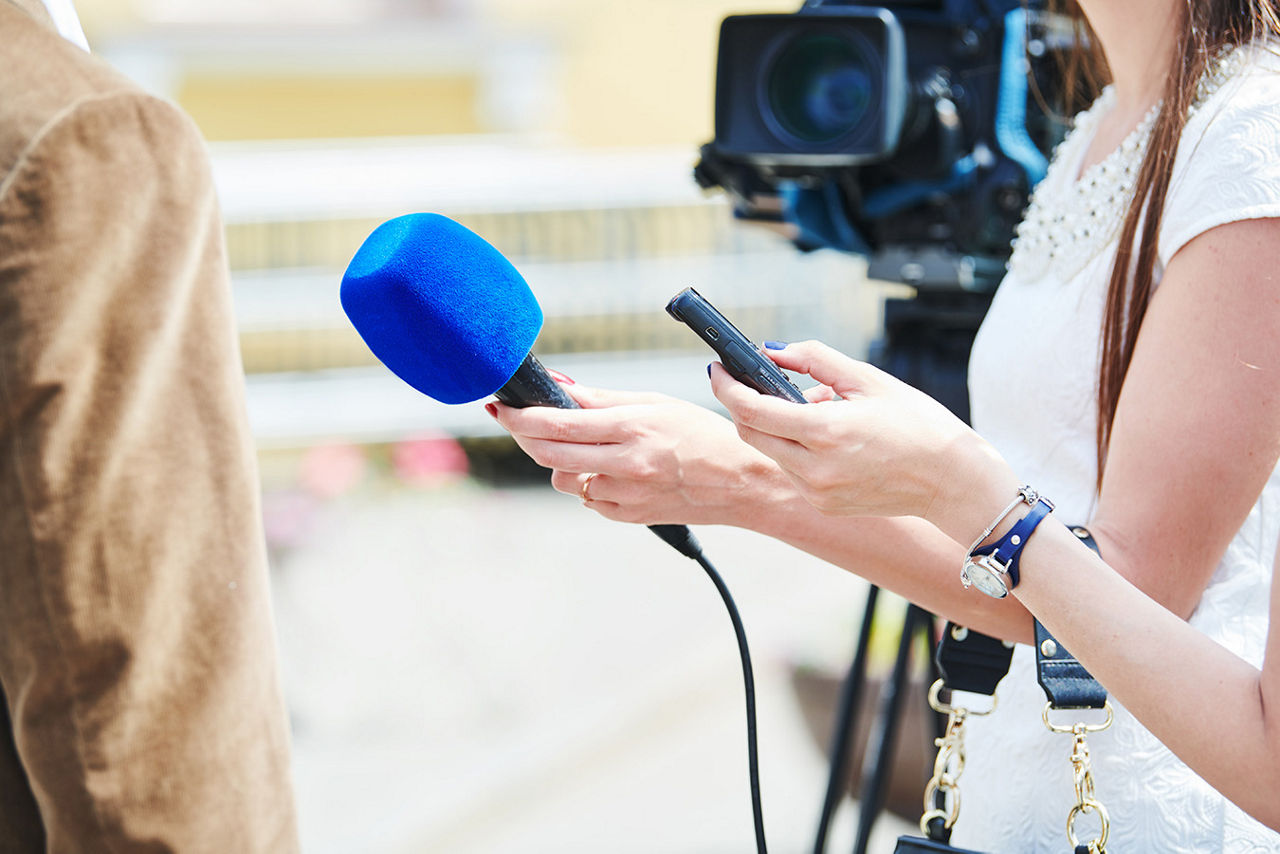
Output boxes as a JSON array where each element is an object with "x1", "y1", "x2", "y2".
[
  {"x1": 706, "y1": 363, "x2": 713, "y2": 377},
  {"x1": 763, "y1": 340, "x2": 787, "y2": 350}
]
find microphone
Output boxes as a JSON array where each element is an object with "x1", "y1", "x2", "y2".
[{"x1": 340, "y1": 212, "x2": 702, "y2": 559}]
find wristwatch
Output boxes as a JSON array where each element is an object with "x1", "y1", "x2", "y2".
[{"x1": 960, "y1": 492, "x2": 1055, "y2": 599}]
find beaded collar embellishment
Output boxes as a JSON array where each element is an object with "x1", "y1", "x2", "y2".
[{"x1": 1007, "y1": 47, "x2": 1248, "y2": 284}]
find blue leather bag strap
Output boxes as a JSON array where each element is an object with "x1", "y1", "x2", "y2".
[{"x1": 1034, "y1": 526, "x2": 1108, "y2": 709}]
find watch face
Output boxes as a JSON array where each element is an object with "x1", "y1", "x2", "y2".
[{"x1": 963, "y1": 557, "x2": 1009, "y2": 599}]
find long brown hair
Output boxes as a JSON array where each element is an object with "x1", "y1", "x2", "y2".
[{"x1": 1049, "y1": 1, "x2": 1280, "y2": 490}]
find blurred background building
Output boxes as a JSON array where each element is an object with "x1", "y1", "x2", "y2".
[
  {"x1": 84, "y1": 0, "x2": 894, "y2": 446},
  {"x1": 73, "y1": 1, "x2": 925, "y2": 850}
]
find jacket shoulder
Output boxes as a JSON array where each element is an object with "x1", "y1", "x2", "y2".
[{"x1": 0, "y1": 3, "x2": 176, "y2": 184}]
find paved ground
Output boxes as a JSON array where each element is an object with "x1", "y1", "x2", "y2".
[{"x1": 267, "y1": 470, "x2": 918, "y2": 853}]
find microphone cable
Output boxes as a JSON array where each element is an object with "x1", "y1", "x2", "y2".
[{"x1": 649, "y1": 524, "x2": 767, "y2": 854}]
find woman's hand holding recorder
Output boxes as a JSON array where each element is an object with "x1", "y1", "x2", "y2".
[{"x1": 710, "y1": 340, "x2": 1018, "y2": 542}]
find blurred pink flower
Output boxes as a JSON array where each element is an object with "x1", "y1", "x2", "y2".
[
  {"x1": 392, "y1": 432, "x2": 469, "y2": 486},
  {"x1": 299, "y1": 442, "x2": 368, "y2": 498},
  {"x1": 261, "y1": 489, "x2": 320, "y2": 553}
]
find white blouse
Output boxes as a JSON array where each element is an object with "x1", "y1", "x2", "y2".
[{"x1": 959, "y1": 46, "x2": 1280, "y2": 853}]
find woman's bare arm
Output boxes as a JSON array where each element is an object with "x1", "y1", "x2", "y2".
[
  {"x1": 1086, "y1": 217, "x2": 1280, "y2": 618},
  {"x1": 1004, "y1": 516, "x2": 1280, "y2": 830}
]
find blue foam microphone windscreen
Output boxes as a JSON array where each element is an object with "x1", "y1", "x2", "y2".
[
  {"x1": 342, "y1": 213, "x2": 705, "y2": 561},
  {"x1": 340, "y1": 213, "x2": 543, "y2": 404}
]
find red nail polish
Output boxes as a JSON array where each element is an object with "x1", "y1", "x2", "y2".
[
  {"x1": 547, "y1": 368, "x2": 576, "y2": 385},
  {"x1": 484, "y1": 403, "x2": 497, "y2": 417}
]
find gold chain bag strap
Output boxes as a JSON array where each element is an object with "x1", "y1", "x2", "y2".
[{"x1": 892, "y1": 624, "x2": 1013, "y2": 854}]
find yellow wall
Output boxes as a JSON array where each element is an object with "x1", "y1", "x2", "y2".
[
  {"x1": 177, "y1": 74, "x2": 481, "y2": 141},
  {"x1": 74, "y1": 0, "x2": 137, "y2": 40},
  {"x1": 78, "y1": 0, "x2": 790, "y2": 145},
  {"x1": 485, "y1": 0, "x2": 786, "y2": 147},
  {"x1": 568, "y1": 2, "x2": 785, "y2": 147}
]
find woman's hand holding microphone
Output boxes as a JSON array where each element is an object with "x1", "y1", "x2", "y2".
[{"x1": 487, "y1": 382, "x2": 798, "y2": 530}]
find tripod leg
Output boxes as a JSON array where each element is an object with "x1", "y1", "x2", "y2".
[
  {"x1": 811, "y1": 585, "x2": 880, "y2": 854},
  {"x1": 852, "y1": 604, "x2": 930, "y2": 854}
]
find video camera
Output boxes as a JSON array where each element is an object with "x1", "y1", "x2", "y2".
[
  {"x1": 694, "y1": 0, "x2": 1073, "y2": 418},
  {"x1": 695, "y1": 0, "x2": 1071, "y2": 292}
]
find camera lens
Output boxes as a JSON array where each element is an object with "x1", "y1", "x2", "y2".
[{"x1": 764, "y1": 32, "x2": 874, "y2": 145}]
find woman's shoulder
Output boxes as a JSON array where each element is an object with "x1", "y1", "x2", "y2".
[
  {"x1": 1161, "y1": 43, "x2": 1280, "y2": 263},
  {"x1": 1182, "y1": 43, "x2": 1280, "y2": 152}
]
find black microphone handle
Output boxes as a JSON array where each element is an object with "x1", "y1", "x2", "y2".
[
  {"x1": 492, "y1": 353, "x2": 701, "y2": 559},
  {"x1": 493, "y1": 352, "x2": 581, "y2": 409}
]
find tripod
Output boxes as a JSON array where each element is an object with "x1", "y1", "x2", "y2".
[{"x1": 811, "y1": 276, "x2": 994, "y2": 854}]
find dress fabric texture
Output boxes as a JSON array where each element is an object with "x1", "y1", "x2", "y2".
[{"x1": 958, "y1": 46, "x2": 1280, "y2": 853}]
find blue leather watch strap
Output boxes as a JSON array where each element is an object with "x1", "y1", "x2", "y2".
[
  {"x1": 970, "y1": 496, "x2": 1054, "y2": 590},
  {"x1": 1034, "y1": 526, "x2": 1108, "y2": 710}
]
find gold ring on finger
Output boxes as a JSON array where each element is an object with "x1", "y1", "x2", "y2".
[{"x1": 579, "y1": 473, "x2": 599, "y2": 505}]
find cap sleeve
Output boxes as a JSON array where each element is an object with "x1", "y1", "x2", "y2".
[{"x1": 1159, "y1": 54, "x2": 1280, "y2": 266}]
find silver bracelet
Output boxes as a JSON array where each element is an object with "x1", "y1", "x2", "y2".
[{"x1": 963, "y1": 485, "x2": 1040, "y2": 563}]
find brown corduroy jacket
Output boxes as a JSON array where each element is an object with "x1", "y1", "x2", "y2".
[{"x1": 0, "y1": 1, "x2": 300, "y2": 850}]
